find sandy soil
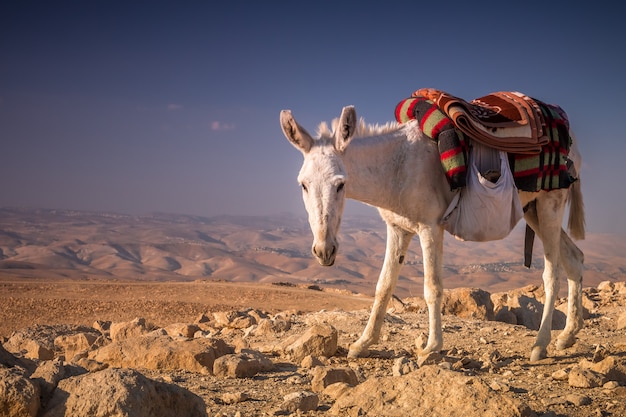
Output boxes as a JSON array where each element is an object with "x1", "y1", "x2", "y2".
[
  {"x1": 2, "y1": 277, "x2": 626, "y2": 417},
  {"x1": 0, "y1": 277, "x2": 373, "y2": 338}
]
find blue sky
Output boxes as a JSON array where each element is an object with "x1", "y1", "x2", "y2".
[{"x1": 1, "y1": 1, "x2": 625, "y2": 235}]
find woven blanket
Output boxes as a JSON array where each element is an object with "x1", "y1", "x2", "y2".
[
  {"x1": 395, "y1": 95, "x2": 469, "y2": 189},
  {"x1": 395, "y1": 92, "x2": 575, "y2": 192},
  {"x1": 413, "y1": 88, "x2": 550, "y2": 154}
]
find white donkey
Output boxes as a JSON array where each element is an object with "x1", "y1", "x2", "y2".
[{"x1": 280, "y1": 105, "x2": 586, "y2": 362}]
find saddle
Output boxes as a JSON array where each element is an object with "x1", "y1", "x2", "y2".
[
  {"x1": 395, "y1": 89, "x2": 575, "y2": 193},
  {"x1": 412, "y1": 88, "x2": 555, "y2": 154}
]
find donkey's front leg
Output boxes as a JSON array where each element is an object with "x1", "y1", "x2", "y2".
[
  {"x1": 418, "y1": 224, "x2": 445, "y2": 355},
  {"x1": 348, "y1": 224, "x2": 413, "y2": 358}
]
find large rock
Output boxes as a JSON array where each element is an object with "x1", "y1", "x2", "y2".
[
  {"x1": 491, "y1": 286, "x2": 565, "y2": 330},
  {"x1": 54, "y1": 332, "x2": 98, "y2": 360},
  {"x1": 0, "y1": 343, "x2": 27, "y2": 369},
  {"x1": 0, "y1": 367, "x2": 40, "y2": 417},
  {"x1": 310, "y1": 366, "x2": 358, "y2": 393},
  {"x1": 579, "y1": 356, "x2": 626, "y2": 383},
  {"x1": 4, "y1": 325, "x2": 99, "y2": 361},
  {"x1": 443, "y1": 287, "x2": 494, "y2": 320},
  {"x1": 3, "y1": 334, "x2": 54, "y2": 361},
  {"x1": 109, "y1": 318, "x2": 150, "y2": 342},
  {"x1": 41, "y1": 368, "x2": 207, "y2": 417},
  {"x1": 283, "y1": 324, "x2": 338, "y2": 362},
  {"x1": 330, "y1": 366, "x2": 534, "y2": 417},
  {"x1": 568, "y1": 367, "x2": 607, "y2": 388},
  {"x1": 212, "y1": 349, "x2": 274, "y2": 378},
  {"x1": 163, "y1": 323, "x2": 200, "y2": 338},
  {"x1": 88, "y1": 334, "x2": 232, "y2": 374},
  {"x1": 30, "y1": 359, "x2": 66, "y2": 408},
  {"x1": 213, "y1": 310, "x2": 256, "y2": 329}
]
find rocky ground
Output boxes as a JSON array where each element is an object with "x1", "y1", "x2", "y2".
[{"x1": 1, "y1": 279, "x2": 626, "y2": 417}]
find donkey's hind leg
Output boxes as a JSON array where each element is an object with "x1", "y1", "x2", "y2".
[
  {"x1": 555, "y1": 229, "x2": 584, "y2": 350},
  {"x1": 524, "y1": 191, "x2": 567, "y2": 361}
]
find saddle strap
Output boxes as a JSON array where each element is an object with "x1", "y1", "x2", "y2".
[{"x1": 524, "y1": 224, "x2": 535, "y2": 268}]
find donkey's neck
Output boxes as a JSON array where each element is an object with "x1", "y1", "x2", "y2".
[{"x1": 343, "y1": 123, "x2": 427, "y2": 209}]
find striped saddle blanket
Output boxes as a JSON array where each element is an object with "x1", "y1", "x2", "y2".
[{"x1": 395, "y1": 89, "x2": 576, "y2": 192}]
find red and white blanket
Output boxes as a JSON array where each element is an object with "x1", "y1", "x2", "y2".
[{"x1": 395, "y1": 89, "x2": 576, "y2": 192}]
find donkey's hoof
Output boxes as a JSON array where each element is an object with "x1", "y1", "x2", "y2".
[
  {"x1": 347, "y1": 344, "x2": 369, "y2": 359},
  {"x1": 418, "y1": 346, "x2": 440, "y2": 358},
  {"x1": 530, "y1": 346, "x2": 547, "y2": 362},
  {"x1": 556, "y1": 335, "x2": 576, "y2": 350}
]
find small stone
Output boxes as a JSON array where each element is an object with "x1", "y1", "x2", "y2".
[
  {"x1": 597, "y1": 281, "x2": 615, "y2": 292},
  {"x1": 323, "y1": 382, "x2": 351, "y2": 399},
  {"x1": 195, "y1": 313, "x2": 211, "y2": 323},
  {"x1": 617, "y1": 312, "x2": 626, "y2": 331},
  {"x1": 221, "y1": 392, "x2": 249, "y2": 404},
  {"x1": 551, "y1": 368, "x2": 570, "y2": 381},
  {"x1": 542, "y1": 397, "x2": 567, "y2": 407},
  {"x1": 592, "y1": 345, "x2": 609, "y2": 363},
  {"x1": 488, "y1": 380, "x2": 509, "y2": 392},
  {"x1": 392, "y1": 356, "x2": 418, "y2": 376},
  {"x1": 281, "y1": 391, "x2": 319, "y2": 413},
  {"x1": 566, "y1": 394, "x2": 592, "y2": 406},
  {"x1": 454, "y1": 356, "x2": 482, "y2": 370},
  {"x1": 301, "y1": 355, "x2": 324, "y2": 369}
]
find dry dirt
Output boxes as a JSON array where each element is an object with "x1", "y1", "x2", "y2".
[
  {"x1": 0, "y1": 278, "x2": 373, "y2": 338},
  {"x1": 2, "y1": 277, "x2": 626, "y2": 417}
]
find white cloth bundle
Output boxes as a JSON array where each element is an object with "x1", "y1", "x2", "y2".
[{"x1": 442, "y1": 143, "x2": 523, "y2": 241}]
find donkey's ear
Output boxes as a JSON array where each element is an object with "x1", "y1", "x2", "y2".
[
  {"x1": 280, "y1": 110, "x2": 314, "y2": 154},
  {"x1": 335, "y1": 105, "x2": 357, "y2": 152}
]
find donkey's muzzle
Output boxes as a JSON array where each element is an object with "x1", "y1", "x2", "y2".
[{"x1": 312, "y1": 243, "x2": 337, "y2": 266}]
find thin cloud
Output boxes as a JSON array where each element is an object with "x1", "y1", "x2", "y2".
[
  {"x1": 167, "y1": 103, "x2": 183, "y2": 111},
  {"x1": 210, "y1": 121, "x2": 235, "y2": 131}
]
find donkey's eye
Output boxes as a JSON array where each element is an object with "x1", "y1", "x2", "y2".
[{"x1": 336, "y1": 183, "x2": 345, "y2": 193}]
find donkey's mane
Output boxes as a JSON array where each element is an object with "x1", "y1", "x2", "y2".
[{"x1": 317, "y1": 117, "x2": 400, "y2": 139}]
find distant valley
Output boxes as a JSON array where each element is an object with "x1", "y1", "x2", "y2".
[{"x1": 1, "y1": 207, "x2": 624, "y2": 298}]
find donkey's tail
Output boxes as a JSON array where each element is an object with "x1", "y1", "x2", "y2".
[
  {"x1": 568, "y1": 178, "x2": 585, "y2": 240},
  {"x1": 567, "y1": 131, "x2": 585, "y2": 240}
]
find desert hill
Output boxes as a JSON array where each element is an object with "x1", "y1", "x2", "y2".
[
  {"x1": 2, "y1": 207, "x2": 626, "y2": 416},
  {"x1": 0, "y1": 207, "x2": 624, "y2": 298}
]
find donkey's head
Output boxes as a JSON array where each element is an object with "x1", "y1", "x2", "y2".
[{"x1": 280, "y1": 106, "x2": 357, "y2": 266}]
